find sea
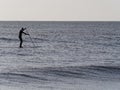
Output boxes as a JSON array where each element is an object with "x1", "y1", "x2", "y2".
[{"x1": 0, "y1": 21, "x2": 120, "y2": 90}]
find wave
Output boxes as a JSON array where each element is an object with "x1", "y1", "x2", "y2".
[
  {"x1": 38, "y1": 66, "x2": 120, "y2": 81},
  {"x1": 0, "y1": 66, "x2": 120, "y2": 84},
  {"x1": 0, "y1": 37, "x2": 18, "y2": 42}
]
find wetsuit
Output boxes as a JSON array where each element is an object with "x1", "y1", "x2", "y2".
[{"x1": 19, "y1": 28, "x2": 28, "y2": 48}]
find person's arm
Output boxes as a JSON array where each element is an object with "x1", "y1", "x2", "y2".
[{"x1": 23, "y1": 32, "x2": 29, "y2": 35}]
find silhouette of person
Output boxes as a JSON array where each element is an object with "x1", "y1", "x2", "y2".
[{"x1": 19, "y1": 27, "x2": 29, "y2": 48}]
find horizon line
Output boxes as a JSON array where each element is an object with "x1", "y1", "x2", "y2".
[{"x1": 0, "y1": 20, "x2": 120, "y2": 22}]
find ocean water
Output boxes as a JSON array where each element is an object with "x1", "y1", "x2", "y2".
[{"x1": 0, "y1": 21, "x2": 120, "y2": 90}]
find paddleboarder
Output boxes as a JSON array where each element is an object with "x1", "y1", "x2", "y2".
[{"x1": 19, "y1": 27, "x2": 29, "y2": 48}]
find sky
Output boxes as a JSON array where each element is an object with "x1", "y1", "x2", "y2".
[{"x1": 0, "y1": 0, "x2": 120, "y2": 21}]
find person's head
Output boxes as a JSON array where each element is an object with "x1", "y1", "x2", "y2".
[{"x1": 21, "y1": 27, "x2": 26, "y2": 31}]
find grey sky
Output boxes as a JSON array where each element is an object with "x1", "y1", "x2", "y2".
[{"x1": 0, "y1": 0, "x2": 119, "y2": 21}]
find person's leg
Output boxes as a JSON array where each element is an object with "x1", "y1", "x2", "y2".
[{"x1": 19, "y1": 38, "x2": 23, "y2": 48}]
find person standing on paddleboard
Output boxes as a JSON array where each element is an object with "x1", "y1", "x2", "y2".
[{"x1": 19, "y1": 27, "x2": 29, "y2": 48}]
